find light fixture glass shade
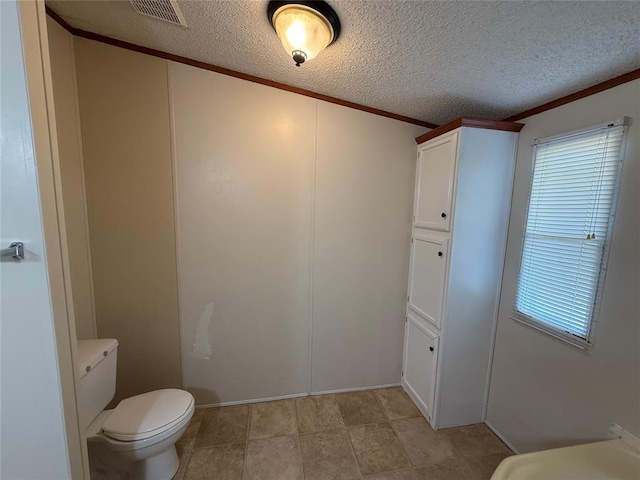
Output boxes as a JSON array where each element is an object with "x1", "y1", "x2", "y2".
[{"x1": 273, "y1": 5, "x2": 334, "y2": 65}]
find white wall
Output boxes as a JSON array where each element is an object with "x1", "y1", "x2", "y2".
[
  {"x1": 74, "y1": 39, "x2": 182, "y2": 403},
  {"x1": 312, "y1": 102, "x2": 423, "y2": 392},
  {"x1": 170, "y1": 61, "x2": 424, "y2": 404},
  {"x1": 487, "y1": 79, "x2": 640, "y2": 453},
  {"x1": 171, "y1": 62, "x2": 315, "y2": 405}
]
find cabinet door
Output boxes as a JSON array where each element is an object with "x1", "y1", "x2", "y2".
[
  {"x1": 408, "y1": 236, "x2": 448, "y2": 329},
  {"x1": 414, "y1": 131, "x2": 458, "y2": 231},
  {"x1": 403, "y1": 313, "x2": 439, "y2": 422}
]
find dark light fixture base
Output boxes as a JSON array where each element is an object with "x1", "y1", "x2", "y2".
[{"x1": 292, "y1": 50, "x2": 307, "y2": 67}]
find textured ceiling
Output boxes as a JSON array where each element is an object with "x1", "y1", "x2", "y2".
[{"x1": 47, "y1": 0, "x2": 640, "y2": 125}]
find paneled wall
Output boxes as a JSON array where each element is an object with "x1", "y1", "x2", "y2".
[
  {"x1": 46, "y1": 17, "x2": 95, "y2": 340},
  {"x1": 171, "y1": 62, "x2": 423, "y2": 404},
  {"x1": 312, "y1": 102, "x2": 421, "y2": 392},
  {"x1": 74, "y1": 39, "x2": 182, "y2": 402},
  {"x1": 487, "y1": 79, "x2": 640, "y2": 452},
  {"x1": 170, "y1": 62, "x2": 315, "y2": 404},
  {"x1": 69, "y1": 39, "x2": 423, "y2": 406}
]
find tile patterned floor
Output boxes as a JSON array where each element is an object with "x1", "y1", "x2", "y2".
[{"x1": 174, "y1": 387, "x2": 512, "y2": 480}]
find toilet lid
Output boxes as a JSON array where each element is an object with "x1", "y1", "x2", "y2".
[{"x1": 102, "y1": 389, "x2": 194, "y2": 441}]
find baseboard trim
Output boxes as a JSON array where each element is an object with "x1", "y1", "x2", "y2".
[
  {"x1": 195, "y1": 382, "x2": 401, "y2": 409},
  {"x1": 485, "y1": 420, "x2": 520, "y2": 454},
  {"x1": 196, "y1": 392, "x2": 308, "y2": 409},
  {"x1": 311, "y1": 383, "x2": 400, "y2": 396}
]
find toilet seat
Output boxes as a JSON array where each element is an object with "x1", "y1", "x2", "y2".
[{"x1": 102, "y1": 389, "x2": 194, "y2": 441}]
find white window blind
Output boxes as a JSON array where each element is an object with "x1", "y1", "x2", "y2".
[{"x1": 514, "y1": 121, "x2": 627, "y2": 347}]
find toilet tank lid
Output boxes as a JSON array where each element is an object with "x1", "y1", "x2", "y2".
[{"x1": 77, "y1": 339, "x2": 118, "y2": 378}]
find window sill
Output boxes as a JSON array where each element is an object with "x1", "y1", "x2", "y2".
[{"x1": 511, "y1": 312, "x2": 593, "y2": 350}]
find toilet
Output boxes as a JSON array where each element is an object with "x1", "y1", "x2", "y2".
[{"x1": 77, "y1": 339, "x2": 194, "y2": 480}]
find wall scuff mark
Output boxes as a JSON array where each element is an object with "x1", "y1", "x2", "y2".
[{"x1": 192, "y1": 302, "x2": 214, "y2": 360}]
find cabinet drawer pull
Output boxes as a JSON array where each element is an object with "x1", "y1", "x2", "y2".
[
  {"x1": 429, "y1": 347, "x2": 434, "y2": 352},
  {"x1": 441, "y1": 212, "x2": 447, "y2": 218},
  {"x1": 438, "y1": 251, "x2": 443, "y2": 257}
]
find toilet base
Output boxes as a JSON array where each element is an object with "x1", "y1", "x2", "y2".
[
  {"x1": 88, "y1": 443, "x2": 179, "y2": 480},
  {"x1": 130, "y1": 446, "x2": 179, "y2": 480}
]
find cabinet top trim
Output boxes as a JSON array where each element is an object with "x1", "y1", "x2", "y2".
[{"x1": 415, "y1": 117, "x2": 525, "y2": 145}]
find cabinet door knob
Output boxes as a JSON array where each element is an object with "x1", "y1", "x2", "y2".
[
  {"x1": 429, "y1": 347, "x2": 434, "y2": 352},
  {"x1": 438, "y1": 251, "x2": 443, "y2": 257},
  {"x1": 441, "y1": 212, "x2": 447, "y2": 218}
]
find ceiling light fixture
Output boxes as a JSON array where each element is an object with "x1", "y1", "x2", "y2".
[{"x1": 267, "y1": 0, "x2": 341, "y2": 67}]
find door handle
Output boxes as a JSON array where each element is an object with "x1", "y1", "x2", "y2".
[
  {"x1": 1, "y1": 242, "x2": 24, "y2": 260},
  {"x1": 429, "y1": 346, "x2": 434, "y2": 352}
]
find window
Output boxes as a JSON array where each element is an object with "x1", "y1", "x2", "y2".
[{"x1": 514, "y1": 118, "x2": 628, "y2": 348}]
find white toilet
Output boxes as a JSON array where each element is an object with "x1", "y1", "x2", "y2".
[{"x1": 77, "y1": 339, "x2": 194, "y2": 480}]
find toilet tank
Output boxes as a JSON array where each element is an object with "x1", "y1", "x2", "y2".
[{"x1": 76, "y1": 339, "x2": 118, "y2": 430}]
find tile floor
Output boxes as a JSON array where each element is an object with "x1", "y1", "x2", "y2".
[{"x1": 174, "y1": 387, "x2": 512, "y2": 480}]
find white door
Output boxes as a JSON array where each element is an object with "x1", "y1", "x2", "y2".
[
  {"x1": 403, "y1": 313, "x2": 439, "y2": 423},
  {"x1": 414, "y1": 131, "x2": 458, "y2": 231},
  {"x1": 408, "y1": 236, "x2": 448, "y2": 328},
  {"x1": 1, "y1": 1, "x2": 85, "y2": 477}
]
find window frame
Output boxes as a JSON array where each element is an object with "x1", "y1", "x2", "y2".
[{"x1": 511, "y1": 117, "x2": 629, "y2": 350}]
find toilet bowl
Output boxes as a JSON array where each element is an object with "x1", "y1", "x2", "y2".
[
  {"x1": 86, "y1": 389, "x2": 194, "y2": 480},
  {"x1": 77, "y1": 340, "x2": 195, "y2": 480}
]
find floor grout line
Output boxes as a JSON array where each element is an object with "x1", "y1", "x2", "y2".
[
  {"x1": 344, "y1": 421, "x2": 365, "y2": 479},
  {"x1": 295, "y1": 433, "x2": 305, "y2": 480},
  {"x1": 293, "y1": 396, "x2": 302, "y2": 435},
  {"x1": 292, "y1": 398, "x2": 299, "y2": 437},
  {"x1": 174, "y1": 411, "x2": 205, "y2": 480},
  {"x1": 387, "y1": 416, "x2": 415, "y2": 468},
  {"x1": 371, "y1": 389, "x2": 392, "y2": 422},
  {"x1": 242, "y1": 404, "x2": 251, "y2": 480},
  {"x1": 345, "y1": 389, "x2": 410, "y2": 479},
  {"x1": 190, "y1": 440, "x2": 248, "y2": 450},
  {"x1": 246, "y1": 431, "x2": 302, "y2": 442},
  {"x1": 363, "y1": 465, "x2": 419, "y2": 478}
]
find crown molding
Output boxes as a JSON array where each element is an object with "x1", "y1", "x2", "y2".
[
  {"x1": 45, "y1": 6, "x2": 438, "y2": 130},
  {"x1": 415, "y1": 117, "x2": 524, "y2": 144},
  {"x1": 46, "y1": 7, "x2": 640, "y2": 134},
  {"x1": 503, "y1": 68, "x2": 640, "y2": 122}
]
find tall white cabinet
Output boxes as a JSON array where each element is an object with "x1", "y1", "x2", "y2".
[{"x1": 402, "y1": 118, "x2": 523, "y2": 429}]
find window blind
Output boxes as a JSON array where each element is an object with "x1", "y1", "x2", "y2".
[{"x1": 514, "y1": 123, "x2": 626, "y2": 345}]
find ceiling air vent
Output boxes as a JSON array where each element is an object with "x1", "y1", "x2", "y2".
[{"x1": 129, "y1": 0, "x2": 187, "y2": 26}]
